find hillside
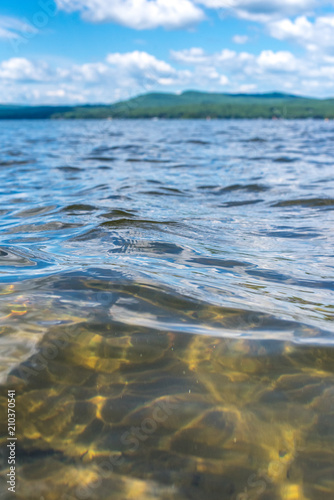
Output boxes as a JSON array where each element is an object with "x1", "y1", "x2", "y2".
[
  {"x1": 51, "y1": 91, "x2": 334, "y2": 119},
  {"x1": 1, "y1": 91, "x2": 334, "y2": 119}
]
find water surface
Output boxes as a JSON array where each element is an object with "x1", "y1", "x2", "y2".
[{"x1": 0, "y1": 119, "x2": 333, "y2": 499}]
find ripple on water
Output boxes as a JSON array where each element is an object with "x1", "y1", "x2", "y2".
[
  {"x1": 0, "y1": 119, "x2": 333, "y2": 500},
  {"x1": 0, "y1": 247, "x2": 37, "y2": 267},
  {"x1": 273, "y1": 198, "x2": 334, "y2": 208}
]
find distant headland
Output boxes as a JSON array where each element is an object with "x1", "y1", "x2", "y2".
[{"x1": 1, "y1": 91, "x2": 334, "y2": 119}]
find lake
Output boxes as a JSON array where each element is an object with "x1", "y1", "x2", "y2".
[{"x1": 0, "y1": 119, "x2": 333, "y2": 500}]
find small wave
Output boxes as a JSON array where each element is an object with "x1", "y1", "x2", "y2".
[
  {"x1": 219, "y1": 183, "x2": 269, "y2": 193},
  {"x1": 126, "y1": 158, "x2": 170, "y2": 163},
  {"x1": 261, "y1": 230, "x2": 321, "y2": 239},
  {"x1": 0, "y1": 247, "x2": 36, "y2": 268},
  {"x1": 245, "y1": 137, "x2": 267, "y2": 143},
  {"x1": 186, "y1": 140, "x2": 211, "y2": 145},
  {"x1": 141, "y1": 189, "x2": 186, "y2": 196},
  {"x1": 57, "y1": 166, "x2": 82, "y2": 171},
  {"x1": 6, "y1": 221, "x2": 82, "y2": 234},
  {"x1": 84, "y1": 156, "x2": 116, "y2": 162},
  {"x1": 15, "y1": 205, "x2": 57, "y2": 218},
  {"x1": 198, "y1": 185, "x2": 218, "y2": 190},
  {"x1": 220, "y1": 200, "x2": 263, "y2": 207},
  {"x1": 100, "y1": 219, "x2": 177, "y2": 229},
  {"x1": 169, "y1": 163, "x2": 192, "y2": 169},
  {"x1": 246, "y1": 268, "x2": 334, "y2": 291},
  {"x1": 273, "y1": 156, "x2": 297, "y2": 163},
  {"x1": 108, "y1": 240, "x2": 184, "y2": 255},
  {"x1": 190, "y1": 258, "x2": 251, "y2": 268},
  {"x1": 62, "y1": 204, "x2": 97, "y2": 213},
  {"x1": 273, "y1": 198, "x2": 334, "y2": 208},
  {"x1": 0, "y1": 246, "x2": 52, "y2": 270},
  {"x1": 107, "y1": 280, "x2": 330, "y2": 343},
  {"x1": 0, "y1": 159, "x2": 33, "y2": 166},
  {"x1": 100, "y1": 209, "x2": 137, "y2": 219}
]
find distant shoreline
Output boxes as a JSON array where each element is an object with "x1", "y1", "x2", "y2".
[
  {"x1": 1, "y1": 91, "x2": 334, "y2": 120},
  {"x1": 0, "y1": 117, "x2": 332, "y2": 121}
]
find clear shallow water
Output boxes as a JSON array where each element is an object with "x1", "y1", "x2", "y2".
[{"x1": 0, "y1": 119, "x2": 333, "y2": 499}]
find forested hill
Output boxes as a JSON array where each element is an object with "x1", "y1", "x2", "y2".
[{"x1": 1, "y1": 91, "x2": 334, "y2": 119}]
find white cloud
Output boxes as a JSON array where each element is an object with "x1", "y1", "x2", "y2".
[
  {"x1": 107, "y1": 50, "x2": 175, "y2": 74},
  {"x1": 219, "y1": 75, "x2": 229, "y2": 84},
  {"x1": 0, "y1": 46, "x2": 334, "y2": 105},
  {"x1": 106, "y1": 51, "x2": 189, "y2": 88},
  {"x1": 0, "y1": 51, "x2": 193, "y2": 104},
  {"x1": 71, "y1": 62, "x2": 109, "y2": 82},
  {"x1": 52, "y1": 0, "x2": 330, "y2": 30},
  {"x1": 0, "y1": 0, "x2": 323, "y2": 38},
  {"x1": 0, "y1": 58, "x2": 52, "y2": 81},
  {"x1": 54, "y1": 0, "x2": 326, "y2": 26},
  {"x1": 170, "y1": 46, "x2": 334, "y2": 95},
  {"x1": 1, "y1": 1, "x2": 334, "y2": 103},
  {"x1": 257, "y1": 50, "x2": 297, "y2": 71},
  {"x1": 269, "y1": 15, "x2": 334, "y2": 52},
  {"x1": 55, "y1": 0, "x2": 204, "y2": 29},
  {"x1": 171, "y1": 47, "x2": 298, "y2": 73},
  {"x1": 171, "y1": 47, "x2": 240, "y2": 67},
  {"x1": 171, "y1": 47, "x2": 244, "y2": 66},
  {"x1": 233, "y1": 34, "x2": 249, "y2": 43},
  {"x1": 195, "y1": 0, "x2": 318, "y2": 22}
]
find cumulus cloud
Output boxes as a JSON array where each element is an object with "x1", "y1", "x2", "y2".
[
  {"x1": 170, "y1": 46, "x2": 332, "y2": 94},
  {"x1": 0, "y1": 58, "x2": 53, "y2": 81},
  {"x1": 195, "y1": 0, "x2": 317, "y2": 22},
  {"x1": 54, "y1": 0, "x2": 328, "y2": 27},
  {"x1": 107, "y1": 51, "x2": 175, "y2": 77},
  {"x1": 171, "y1": 47, "x2": 246, "y2": 67},
  {"x1": 55, "y1": 0, "x2": 204, "y2": 29},
  {"x1": 0, "y1": 51, "x2": 193, "y2": 104},
  {"x1": 172, "y1": 47, "x2": 299, "y2": 73},
  {"x1": 0, "y1": 46, "x2": 334, "y2": 105},
  {"x1": 1, "y1": 1, "x2": 333, "y2": 103},
  {"x1": 257, "y1": 50, "x2": 297, "y2": 71},
  {"x1": 106, "y1": 51, "x2": 195, "y2": 88},
  {"x1": 269, "y1": 15, "x2": 334, "y2": 52}
]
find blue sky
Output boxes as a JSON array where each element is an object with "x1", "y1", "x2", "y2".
[{"x1": 0, "y1": 0, "x2": 333, "y2": 104}]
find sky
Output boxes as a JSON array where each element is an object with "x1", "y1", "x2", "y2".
[{"x1": 0, "y1": 0, "x2": 334, "y2": 104}]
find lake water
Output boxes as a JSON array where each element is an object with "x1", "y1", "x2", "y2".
[{"x1": 0, "y1": 119, "x2": 333, "y2": 500}]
